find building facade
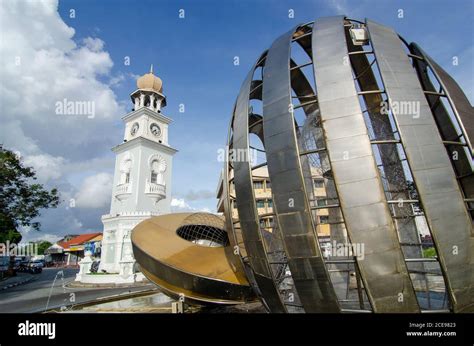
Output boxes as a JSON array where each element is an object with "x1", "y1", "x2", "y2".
[{"x1": 217, "y1": 166, "x2": 331, "y2": 240}]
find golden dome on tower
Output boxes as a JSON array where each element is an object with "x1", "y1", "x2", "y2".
[{"x1": 136, "y1": 65, "x2": 163, "y2": 93}]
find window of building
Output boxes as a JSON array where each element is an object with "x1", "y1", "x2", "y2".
[
  {"x1": 254, "y1": 181, "x2": 264, "y2": 189},
  {"x1": 268, "y1": 217, "x2": 275, "y2": 228},
  {"x1": 120, "y1": 158, "x2": 132, "y2": 185},
  {"x1": 265, "y1": 180, "x2": 271, "y2": 189},
  {"x1": 150, "y1": 157, "x2": 166, "y2": 185},
  {"x1": 267, "y1": 199, "x2": 273, "y2": 208},
  {"x1": 313, "y1": 179, "x2": 324, "y2": 188},
  {"x1": 319, "y1": 216, "x2": 329, "y2": 224},
  {"x1": 151, "y1": 172, "x2": 157, "y2": 184},
  {"x1": 317, "y1": 199, "x2": 327, "y2": 207},
  {"x1": 256, "y1": 200, "x2": 265, "y2": 208}
]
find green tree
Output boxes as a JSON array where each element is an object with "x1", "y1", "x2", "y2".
[
  {"x1": 0, "y1": 230, "x2": 22, "y2": 244},
  {"x1": 0, "y1": 146, "x2": 60, "y2": 243},
  {"x1": 37, "y1": 241, "x2": 53, "y2": 255}
]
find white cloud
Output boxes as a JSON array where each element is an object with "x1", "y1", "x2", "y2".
[
  {"x1": 19, "y1": 228, "x2": 62, "y2": 244},
  {"x1": 171, "y1": 198, "x2": 192, "y2": 210},
  {"x1": 0, "y1": 0, "x2": 125, "y2": 160},
  {"x1": 183, "y1": 189, "x2": 215, "y2": 201},
  {"x1": 75, "y1": 173, "x2": 113, "y2": 209},
  {"x1": 0, "y1": 0, "x2": 127, "y2": 237},
  {"x1": 23, "y1": 153, "x2": 65, "y2": 183},
  {"x1": 170, "y1": 198, "x2": 212, "y2": 213},
  {"x1": 62, "y1": 156, "x2": 115, "y2": 175},
  {"x1": 1, "y1": 120, "x2": 40, "y2": 154},
  {"x1": 325, "y1": 0, "x2": 349, "y2": 14},
  {"x1": 108, "y1": 73, "x2": 126, "y2": 88}
]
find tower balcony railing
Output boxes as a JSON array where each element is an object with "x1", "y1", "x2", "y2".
[
  {"x1": 145, "y1": 180, "x2": 166, "y2": 204},
  {"x1": 115, "y1": 183, "x2": 131, "y2": 201}
]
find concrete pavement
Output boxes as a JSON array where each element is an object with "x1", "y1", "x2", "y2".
[
  {"x1": 0, "y1": 267, "x2": 156, "y2": 313},
  {"x1": 0, "y1": 272, "x2": 36, "y2": 290}
]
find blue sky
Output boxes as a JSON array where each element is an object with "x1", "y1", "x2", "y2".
[
  {"x1": 59, "y1": 0, "x2": 474, "y2": 204},
  {"x1": 1, "y1": 0, "x2": 472, "y2": 242}
]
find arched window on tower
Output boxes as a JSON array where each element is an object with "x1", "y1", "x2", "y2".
[
  {"x1": 120, "y1": 158, "x2": 132, "y2": 185},
  {"x1": 150, "y1": 171, "x2": 158, "y2": 184},
  {"x1": 150, "y1": 156, "x2": 167, "y2": 186}
]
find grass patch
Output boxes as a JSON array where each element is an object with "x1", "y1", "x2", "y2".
[{"x1": 423, "y1": 247, "x2": 437, "y2": 258}]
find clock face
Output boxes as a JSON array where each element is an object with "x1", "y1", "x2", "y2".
[
  {"x1": 150, "y1": 123, "x2": 161, "y2": 137},
  {"x1": 130, "y1": 122, "x2": 139, "y2": 136}
]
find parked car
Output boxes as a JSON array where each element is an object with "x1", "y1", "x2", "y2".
[
  {"x1": 18, "y1": 260, "x2": 30, "y2": 272},
  {"x1": 28, "y1": 260, "x2": 43, "y2": 274},
  {"x1": 0, "y1": 256, "x2": 9, "y2": 279},
  {"x1": 13, "y1": 258, "x2": 21, "y2": 271}
]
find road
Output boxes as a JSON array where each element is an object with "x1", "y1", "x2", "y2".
[{"x1": 0, "y1": 268, "x2": 154, "y2": 313}]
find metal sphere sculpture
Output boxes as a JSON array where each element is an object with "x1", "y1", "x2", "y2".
[{"x1": 220, "y1": 16, "x2": 473, "y2": 313}]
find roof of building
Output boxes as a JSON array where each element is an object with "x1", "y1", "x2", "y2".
[
  {"x1": 58, "y1": 233, "x2": 102, "y2": 250},
  {"x1": 86, "y1": 234, "x2": 103, "y2": 243},
  {"x1": 44, "y1": 243, "x2": 65, "y2": 254},
  {"x1": 136, "y1": 65, "x2": 163, "y2": 92}
]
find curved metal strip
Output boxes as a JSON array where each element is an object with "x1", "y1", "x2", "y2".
[
  {"x1": 233, "y1": 56, "x2": 287, "y2": 313},
  {"x1": 412, "y1": 44, "x2": 474, "y2": 157},
  {"x1": 222, "y1": 110, "x2": 260, "y2": 299},
  {"x1": 263, "y1": 27, "x2": 340, "y2": 312},
  {"x1": 249, "y1": 80, "x2": 263, "y2": 100},
  {"x1": 249, "y1": 113, "x2": 264, "y2": 142},
  {"x1": 291, "y1": 56, "x2": 358, "y2": 306},
  {"x1": 290, "y1": 60, "x2": 318, "y2": 115},
  {"x1": 223, "y1": 108, "x2": 241, "y2": 256},
  {"x1": 293, "y1": 25, "x2": 313, "y2": 58},
  {"x1": 131, "y1": 213, "x2": 255, "y2": 305},
  {"x1": 313, "y1": 16, "x2": 419, "y2": 312},
  {"x1": 223, "y1": 114, "x2": 237, "y2": 252},
  {"x1": 367, "y1": 19, "x2": 474, "y2": 312},
  {"x1": 133, "y1": 240, "x2": 253, "y2": 304},
  {"x1": 345, "y1": 26, "x2": 427, "y2": 302},
  {"x1": 410, "y1": 43, "x2": 474, "y2": 219}
]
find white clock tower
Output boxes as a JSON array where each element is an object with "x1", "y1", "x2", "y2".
[{"x1": 98, "y1": 66, "x2": 177, "y2": 278}]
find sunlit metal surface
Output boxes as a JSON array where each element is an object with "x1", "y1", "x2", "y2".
[
  {"x1": 312, "y1": 16, "x2": 419, "y2": 312},
  {"x1": 220, "y1": 16, "x2": 473, "y2": 313},
  {"x1": 367, "y1": 19, "x2": 473, "y2": 312},
  {"x1": 345, "y1": 20, "x2": 427, "y2": 311},
  {"x1": 233, "y1": 54, "x2": 288, "y2": 312},
  {"x1": 133, "y1": 15, "x2": 473, "y2": 313},
  {"x1": 131, "y1": 213, "x2": 255, "y2": 305},
  {"x1": 411, "y1": 45, "x2": 474, "y2": 157},
  {"x1": 410, "y1": 43, "x2": 474, "y2": 221},
  {"x1": 263, "y1": 27, "x2": 340, "y2": 313}
]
